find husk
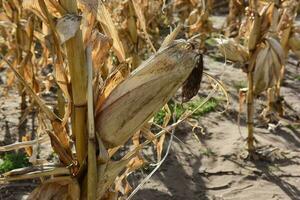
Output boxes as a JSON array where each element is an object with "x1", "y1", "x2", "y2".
[
  {"x1": 253, "y1": 37, "x2": 283, "y2": 95},
  {"x1": 95, "y1": 40, "x2": 199, "y2": 148},
  {"x1": 216, "y1": 38, "x2": 249, "y2": 63}
]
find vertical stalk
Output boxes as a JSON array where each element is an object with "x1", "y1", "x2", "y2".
[
  {"x1": 247, "y1": 0, "x2": 258, "y2": 156},
  {"x1": 60, "y1": 0, "x2": 88, "y2": 165},
  {"x1": 13, "y1": 6, "x2": 27, "y2": 142},
  {"x1": 247, "y1": 72, "x2": 255, "y2": 154},
  {"x1": 86, "y1": 45, "x2": 97, "y2": 200}
]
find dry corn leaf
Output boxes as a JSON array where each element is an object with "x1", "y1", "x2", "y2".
[
  {"x1": 3, "y1": 58, "x2": 59, "y2": 121},
  {"x1": 90, "y1": 31, "x2": 113, "y2": 73},
  {"x1": 23, "y1": 0, "x2": 60, "y2": 20},
  {"x1": 248, "y1": 13, "x2": 261, "y2": 51},
  {"x1": 127, "y1": 0, "x2": 138, "y2": 45},
  {"x1": 28, "y1": 178, "x2": 80, "y2": 200},
  {"x1": 22, "y1": 134, "x2": 33, "y2": 157},
  {"x1": 131, "y1": 0, "x2": 156, "y2": 52},
  {"x1": 95, "y1": 40, "x2": 199, "y2": 148},
  {"x1": 97, "y1": 2, "x2": 126, "y2": 62},
  {"x1": 157, "y1": 104, "x2": 171, "y2": 161},
  {"x1": 0, "y1": 135, "x2": 48, "y2": 152},
  {"x1": 82, "y1": 12, "x2": 96, "y2": 44},
  {"x1": 97, "y1": 159, "x2": 130, "y2": 199},
  {"x1": 160, "y1": 23, "x2": 183, "y2": 50},
  {"x1": 56, "y1": 14, "x2": 82, "y2": 44}
]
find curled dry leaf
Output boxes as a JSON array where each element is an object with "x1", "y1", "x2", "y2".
[
  {"x1": 97, "y1": 2, "x2": 126, "y2": 62},
  {"x1": 216, "y1": 38, "x2": 249, "y2": 63},
  {"x1": 252, "y1": 37, "x2": 284, "y2": 95},
  {"x1": 21, "y1": 134, "x2": 33, "y2": 157},
  {"x1": 131, "y1": 0, "x2": 156, "y2": 52},
  {"x1": 95, "y1": 40, "x2": 199, "y2": 148},
  {"x1": 56, "y1": 14, "x2": 82, "y2": 44},
  {"x1": 90, "y1": 31, "x2": 113, "y2": 73}
]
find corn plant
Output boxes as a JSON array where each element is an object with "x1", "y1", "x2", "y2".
[
  {"x1": 217, "y1": 0, "x2": 285, "y2": 156},
  {"x1": 0, "y1": 0, "x2": 207, "y2": 199}
]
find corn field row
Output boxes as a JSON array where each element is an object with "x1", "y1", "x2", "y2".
[{"x1": 0, "y1": 0, "x2": 299, "y2": 199}]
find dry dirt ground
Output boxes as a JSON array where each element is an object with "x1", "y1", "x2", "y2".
[
  {"x1": 132, "y1": 54, "x2": 300, "y2": 200},
  {"x1": 0, "y1": 18, "x2": 300, "y2": 200}
]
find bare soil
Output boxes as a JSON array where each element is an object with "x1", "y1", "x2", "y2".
[{"x1": 132, "y1": 55, "x2": 300, "y2": 200}]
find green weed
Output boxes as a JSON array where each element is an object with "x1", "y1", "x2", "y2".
[
  {"x1": 0, "y1": 152, "x2": 30, "y2": 174},
  {"x1": 154, "y1": 98, "x2": 218, "y2": 125}
]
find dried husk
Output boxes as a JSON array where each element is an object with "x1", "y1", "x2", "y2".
[
  {"x1": 216, "y1": 38, "x2": 249, "y2": 63},
  {"x1": 95, "y1": 40, "x2": 199, "y2": 148},
  {"x1": 253, "y1": 37, "x2": 284, "y2": 95}
]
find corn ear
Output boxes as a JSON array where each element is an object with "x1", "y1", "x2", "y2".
[
  {"x1": 216, "y1": 38, "x2": 249, "y2": 63},
  {"x1": 95, "y1": 40, "x2": 199, "y2": 148},
  {"x1": 253, "y1": 37, "x2": 283, "y2": 95}
]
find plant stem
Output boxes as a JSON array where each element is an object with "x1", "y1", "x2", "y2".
[
  {"x1": 247, "y1": 71, "x2": 255, "y2": 154},
  {"x1": 59, "y1": 0, "x2": 88, "y2": 165},
  {"x1": 86, "y1": 45, "x2": 97, "y2": 200}
]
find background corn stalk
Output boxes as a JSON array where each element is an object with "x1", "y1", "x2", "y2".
[{"x1": 217, "y1": 0, "x2": 286, "y2": 156}]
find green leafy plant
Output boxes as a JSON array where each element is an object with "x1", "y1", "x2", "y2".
[
  {"x1": 154, "y1": 98, "x2": 218, "y2": 125},
  {"x1": 0, "y1": 153, "x2": 30, "y2": 174}
]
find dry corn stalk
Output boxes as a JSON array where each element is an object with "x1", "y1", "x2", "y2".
[
  {"x1": 217, "y1": 1, "x2": 286, "y2": 155},
  {"x1": 95, "y1": 40, "x2": 200, "y2": 148}
]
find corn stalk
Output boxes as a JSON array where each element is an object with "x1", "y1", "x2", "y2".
[{"x1": 59, "y1": 0, "x2": 88, "y2": 166}]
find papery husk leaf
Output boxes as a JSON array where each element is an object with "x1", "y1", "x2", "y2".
[
  {"x1": 216, "y1": 38, "x2": 249, "y2": 63},
  {"x1": 253, "y1": 44, "x2": 270, "y2": 95},
  {"x1": 253, "y1": 38, "x2": 283, "y2": 95},
  {"x1": 95, "y1": 40, "x2": 198, "y2": 148}
]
